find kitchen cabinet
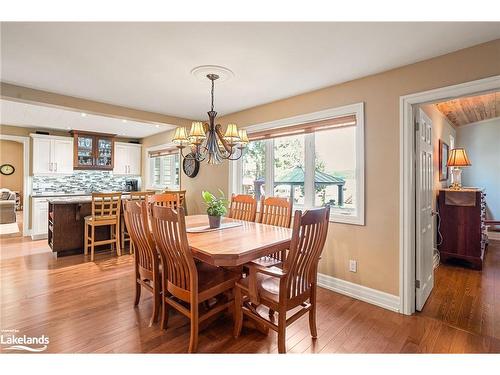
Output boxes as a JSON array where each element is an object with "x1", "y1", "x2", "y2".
[
  {"x1": 72, "y1": 131, "x2": 114, "y2": 170},
  {"x1": 31, "y1": 134, "x2": 74, "y2": 175},
  {"x1": 32, "y1": 197, "x2": 49, "y2": 240},
  {"x1": 113, "y1": 142, "x2": 142, "y2": 175}
]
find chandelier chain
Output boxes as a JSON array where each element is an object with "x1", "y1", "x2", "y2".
[{"x1": 211, "y1": 78, "x2": 215, "y2": 112}]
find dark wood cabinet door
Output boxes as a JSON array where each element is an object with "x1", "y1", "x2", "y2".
[{"x1": 72, "y1": 131, "x2": 115, "y2": 170}]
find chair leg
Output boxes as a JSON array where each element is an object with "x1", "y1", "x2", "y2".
[
  {"x1": 130, "y1": 241, "x2": 134, "y2": 255},
  {"x1": 84, "y1": 222, "x2": 88, "y2": 256},
  {"x1": 161, "y1": 297, "x2": 170, "y2": 330},
  {"x1": 90, "y1": 224, "x2": 95, "y2": 262},
  {"x1": 150, "y1": 275, "x2": 161, "y2": 326},
  {"x1": 277, "y1": 309, "x2": 287, "y2": 354},
  {"x1": 110, "y1": 224, "x2": 115, "y2": 253},
  {"x1": 116, "y1": 222, "x2": 122, "y2": 257},
  {"x1": 188, "y1": 303, "x2": 199, "y2": 353},
  {"x1": 134, "y1": 279, "x2": 141, "y2": 306},
  {"x1": 309, "y1": 285, "x2": 318, "y2": 338},
  {"x1": 233, "y1": 287, "x2": 243, "y2": 339}
]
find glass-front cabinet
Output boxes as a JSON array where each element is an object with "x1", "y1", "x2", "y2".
[{"x1": 72, "y1": 131, "x2": 114, "y2": 170}]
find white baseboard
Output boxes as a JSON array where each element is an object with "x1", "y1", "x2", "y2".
[
  {"x1": 31, "y1": 233, "x2": 47, "y2": 240},
  {"x1": 317, "y1": 273, "x2": 401, "y2": 313},
  {"x1": 488, "y1": 230, "x2": 500, "y2": 241}
]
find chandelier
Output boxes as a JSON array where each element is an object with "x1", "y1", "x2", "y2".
[{"x1": 172, "y1": 73, "x2": 248, "y2": 164}]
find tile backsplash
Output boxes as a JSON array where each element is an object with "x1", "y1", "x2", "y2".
[{"x1": 32, "y1": 171, "x2": 140, "y2": 195}]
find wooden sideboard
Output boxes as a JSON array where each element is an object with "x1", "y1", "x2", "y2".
[{"x1": 437, "y1": 189, "x2": 486, "y2": 269}]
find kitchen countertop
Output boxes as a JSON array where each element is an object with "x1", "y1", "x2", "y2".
[{"x1": 31, "y1": 192, "x2": 134, "y2": 198}]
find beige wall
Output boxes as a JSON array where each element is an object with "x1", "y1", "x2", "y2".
[
  {"x1": 0, "y1": 140, "x2": 24, "y2": 200},
  {"x1": 141, "y1": 39, "x2": 500, "y2": 296}
]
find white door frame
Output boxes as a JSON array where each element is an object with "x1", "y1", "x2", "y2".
[
  {"x1": 0, "y1": 134, "x2": 31, "y2": 236},
  {"x1": 399, "y1": 75, "x2": 500, "y2": 315}
]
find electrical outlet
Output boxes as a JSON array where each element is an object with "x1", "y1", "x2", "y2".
[{"x1": 349, "y1": 260, "x2": 357, "y2": 273}]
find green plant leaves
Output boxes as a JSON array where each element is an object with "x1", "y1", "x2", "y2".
[{"x1": 201, "y1": 190, "x2": 228, "y2": 217}]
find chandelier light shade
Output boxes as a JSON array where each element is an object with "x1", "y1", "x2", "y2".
[
  {"x1": 172, "y1": 126, "x2": 189, "y2": 146},
  {"x1": 172, "y1": 73, "x2": 247, "y2": 164}
]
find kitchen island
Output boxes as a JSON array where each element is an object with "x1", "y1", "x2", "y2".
[{"x1": 47, "y1": 195, "x2": 129, "y2": 257}]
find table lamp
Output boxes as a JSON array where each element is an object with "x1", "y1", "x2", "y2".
[{"x1": 447, "y1": 148, "x2": 471, "y2": 190}]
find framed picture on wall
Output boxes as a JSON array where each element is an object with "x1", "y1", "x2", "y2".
[{"x1": 439, "y1": 139, "x2": 449, "y2": 181}]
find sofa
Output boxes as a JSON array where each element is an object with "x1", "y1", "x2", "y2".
[{"x1": 0, "y1": 188, "x2": 16, "y2": 224}]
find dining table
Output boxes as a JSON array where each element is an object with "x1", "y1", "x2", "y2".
[{"x1": 184, "y1": 215, "x2": 292, "y2": 267}]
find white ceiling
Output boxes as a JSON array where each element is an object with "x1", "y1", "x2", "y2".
[
  {"x1": 1, "y1": 22, "x2": 500, "y2": 119},
  {"x1": 0, "y1": 99, "x2": 175, "y2": 138}
]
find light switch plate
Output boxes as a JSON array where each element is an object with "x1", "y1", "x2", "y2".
[{"x1": 349, "y1": 260, "x2": 357, "y2": 273}]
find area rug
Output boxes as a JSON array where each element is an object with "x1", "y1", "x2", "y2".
[{"x1": 0, "y1": 222, "x2": 20, "y2": 235}]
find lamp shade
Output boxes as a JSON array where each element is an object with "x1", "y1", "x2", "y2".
[
  {"x1": 238, "y1": 129, "x2": 249, "y2": 145},
  {"x1": 189, "y1": 122, "x2": 206, "y2": 138},
  {"x1": 172, "y1": 126, "x2": 188, "y2": 144},
  {"x1": 447, "y1": 148, "x2": 471, "y2": 167},
  {"x1": 224, "y1": 123, "x2": 240, "y2": 143}
]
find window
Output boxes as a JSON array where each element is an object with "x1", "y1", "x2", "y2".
[
  {"x1": 147, "y1": 152, "x2": 180, "y2": 190},
  {"x1": 241, "y1": 140, "x2": 266, "y2": 200},
  {"x1": 233, "y1": 103, "x2": 364, "y2": 225}
]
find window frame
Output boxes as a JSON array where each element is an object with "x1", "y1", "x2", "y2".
[
  {"x1": 145, "y1": 143, "x2": 181, "y2": 190},
  {"x1": 231, "y1": 102, "x2": 365, "y2": 225}
]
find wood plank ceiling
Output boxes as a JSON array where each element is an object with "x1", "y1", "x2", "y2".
[{"x1": 435, "y1": 92, "x2": 500, "y2": 127}]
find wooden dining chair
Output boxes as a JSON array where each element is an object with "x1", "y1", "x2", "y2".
[
  {"x1": 161, "y1": 189, "x2": 187, "y2": 214},
  {"x1": 234, "y1": 206, "x2": 330, "y2": 353},
  {"x1": 150, "y1": 205, "x2": 239, "y2": 353},
  {"x1": 123, "y1": 200, "x2": 161, "y2": 326},
  {"x1": 121, "y1": 191, "x2": 155, "y2": 254},
  {"x1": 254, "y1": 197, "x2": 293, "y2": 266},
  {"x1": 228, "y1": 194, "x2": 257, "y2": 222},
  {"x1": 84, "y1": 192, "x2": 122, "y2": 261},
  {"x1": 148, "y1": 193, "x2": 182, "y2": 211}
]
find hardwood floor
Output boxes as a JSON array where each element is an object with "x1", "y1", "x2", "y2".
[{"x1": 0, "y1": 236, "x2": 499, "y2": 353}]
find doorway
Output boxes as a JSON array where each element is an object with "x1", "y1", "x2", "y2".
[
  {"x1": 0, "y1": 134, "x2": 30, "y2": 237},
  {"x1": 399, "y1": 75, "x2": 500, "y2": 315}
]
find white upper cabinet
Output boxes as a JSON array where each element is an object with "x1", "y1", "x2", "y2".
[
  {"x1": 31, "y1": 134, "x2": 74, "y2": 175},
  {"x1": 52, "y1": 138, "x2": 74, "y2": 174},
  {"x1": 113, "y1": 142, "x2": 142, "y2": 175}
]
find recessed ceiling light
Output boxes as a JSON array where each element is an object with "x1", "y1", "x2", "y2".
[
  {"x1": 81, "y1": 112, "x2": 87, "y2": 117},
  {"x1": 122, "y1": 119, "x2": 127, "y2": 123},
  {"x1": 66, "y1": 127, "x2": 71, "y2": 130},
  {"x1": 155, "y1": 125, "x2": 160, "y2": 128}
]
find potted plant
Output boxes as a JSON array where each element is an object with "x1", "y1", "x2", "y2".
[{"x1": 202, "y1": 190, "x2": 228, "y2": 229}]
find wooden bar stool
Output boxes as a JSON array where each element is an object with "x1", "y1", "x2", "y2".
[
  {"x1": 121, "y1": 191, "x2": 154, "y2": 254},
  {"x1": 84, "y1": 192, "x2": 122, "y2": 261}
]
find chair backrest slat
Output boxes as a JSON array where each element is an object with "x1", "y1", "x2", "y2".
[
  {"x1": 283, "y1": 206, "x2": 330, "y2": 300},
  {"x1": 258, "y1": 197, "x2": 292, "y2": 228},
  {"x1": 148, "y1": 193, "x2": 182, "y2": 210},
  {"x1": 123, "y1": 201, "x2": 157, "y2": 272},
  {"x1": 228, "y1": 194, "x2": 257, "y2": 222},
  {"x1": 150, "y1": 206, "x2": 197, "y2": 294},
  {"x1": 91, "y1": 192, "x2": 122, "y2": 221}
]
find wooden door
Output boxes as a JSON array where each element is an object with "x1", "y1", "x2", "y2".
[
  {"x1": 95, "y1": 136, "x2": 114, "y2": 169},
  {"x1": 415, "y1": 108, "x2": 434, "y2": 311},
  {"x1": 74, "y1": 134, "x2": 94, "y2": 168}
]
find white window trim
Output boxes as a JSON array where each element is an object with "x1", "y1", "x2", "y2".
[
  {"x1": 230, "y1": 102, "x2": 365, "y2": 225},
  {"x1": 145, "y1": 142, "x2": 180, "y2": 190}
]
